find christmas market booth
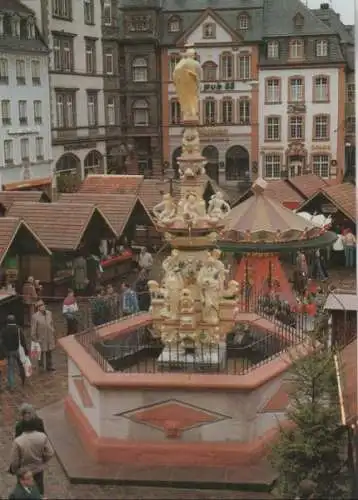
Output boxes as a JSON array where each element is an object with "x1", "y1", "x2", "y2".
[
  {"x1": 58, "y1": 193, "x2": 154, "y2": 281},
  {"x1": 324, "y1": 290, "x2": 357, "y2": 347},
  {"x1": 298, "y1": 182, "x2": 356, "y2": 231},
  {"x1": 219, "y1": 179, "x2": 337, "y2": 318},
  {"x1": 7, "y1": 202, "x2": 117, "y2": 297},
  {"x1": 0, "y1": 217, "x2": 51, "y2": 326},
  {"x1": 0, "y1": 190, "x2": 50, "y2": 216}
]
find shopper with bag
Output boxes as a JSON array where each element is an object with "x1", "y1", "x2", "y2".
[
  {"x1": 31, "y1": 301, "x2": 55, "y2": 372},
  {"x1": 0, "y1": 315, "x2": 28, "y2": 390},
  {"x1": 62, "y1": 289, "x2": 79, "y2": 335}
]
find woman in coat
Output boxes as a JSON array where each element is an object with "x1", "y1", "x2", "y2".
[
  {"x1": 15, "y1": 404, "x2": 45, "y2": 438},
  {"x1": 31, "y1": 301, "x2": 55, "y2": 372}
]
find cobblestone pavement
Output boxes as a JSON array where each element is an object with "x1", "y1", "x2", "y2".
[{"x1": 0, "y1": 260, "x2": 354, "y2": 499}]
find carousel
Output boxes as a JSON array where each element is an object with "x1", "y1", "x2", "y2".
[{"x1": 219, "y1": 178, "x2": 337, "y2": 322}]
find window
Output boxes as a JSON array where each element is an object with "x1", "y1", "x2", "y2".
[
  {"x1": 87, "y1": 93, "x2": 98, "y2": 127},
  {"x1": 85, "y1": 40, "x2": 96, "y2": 73},
  {"x1": 312, "y1": 154, "x2": 329, "y2": 178},
  {"x1": 36, "y1": 137, "x2": 44, "y2": 159},
  {"x1": 203, "y1": 62, "x2": 217, "y2": 82},
  {"x1": 106, "y1": 97, "x2": 116, "y2": 125},
  {"x1": 203, "y1": 23, "x2": 215, "y2": 39},
  {"x1": 204, "y1": 99, "x2": 216, "y2": 124},
  {"x1": 168, "y1": 17, "x2": 180, "y2": 33},
  {"x1": 103, "y1": 0, "x2": 112, "y2": 25},
  {"x1": 316, "y1": 40, "x2": 328, "y2": 57},
  {"x1": 170, "y1": 99, "x2": 181, "y2": 124},
  {"x1": 265, "y1": 116, "x2": 281, "y2": 141},
  {"x1": 313, "y1": 76, "x2": 329, "y2": 102},
  {"x1": 84, "y1": 151, "x2": 102, "y2": 176},
  {"x1": 27, "y1": 19, "x2": 35, "y2": 39},
  {"x1": 4, "y1": 140, "x2": 13, "y2": 163},
  {"x1": 33, "y1": 100, "x2": 42, "y2": 124},
  {"x1": 264, "y1": 154, "x2": 281, "y2": 179},
  {"x1": 104, "y1": 49, "x2": 113, "y2": 74},
  {"x1": 289, "y1": 115, "x2": 304, "y2": 139},
  {"x1": 128, "y1": 16, "x2": 151, "y2": 32},
  {"x1": 84, "y1": 0, "x2": 94, "y2": 24},
  {"x1": 267, "y1": 41, "x2": 279, "y2": 59},
  {"x1": 289, "y1": 39, "x2": 304, "y2": 59},
  {"x1": 31, "y1": 60, "x2": 41, "y2": 85},
  {"x1": 289, "y1": 77, "x2": 304, "y2": 102},
  {"x1": 313, "y1": 115, "x2": 329, "y2": 140},
  {"x1": 16, "y1": 60, "x2": 25, "y2": 85},
  {"x1": 133, "y1": 99, "x2": 149, "y2": 126},
  {"x1": 56, "y1": 92, "x2": 75, "y2": 128},
  {"x1": 18, "y1": 100, "x2": 27, "y2": 125},
  {"x1": 169, "y1": 54, "x2": 181, "y2": 80},
  {"x1": 0, "y1": 58, "x2": 8, "y2": 83},
  {"x1": 53, "y1": 36, "x2": 73, "y2": 72},
  {"x1": 347, "y1": 116, "x2": 355, "y2": 134},
  {"x1": 20, "y1": 138, "x2": 29, "y2": 161},
  {"x1": 265, "y1": 78, "x2": 281, "y2": 103},
  {"x1": 221, "y1": 53, "x2": 233, "y2": 80},
  {"x1": 52, "y1": 0, "x2": 72, "y2": 19},
  {"x1": 239, "y1": 99, "x2": 250, "y2": 124},
  {"x1": 238, "y1": 55, "x2": 251, "y2": 80},
  {"x1": 347, "y1": 83, "x2": 355, "y2": 103},
  {"x1": 222, "y1": 99, "x2": 233, "y2": 124},
  {"x1": 132, "y1": 58, "x2": 148, "y2": 82},
  {"x1": 1, "y1": 100, "x2": 11, "y2": 125},
  {"x1": 238, "y1": 14, "x2": 248, "y2": 30}
]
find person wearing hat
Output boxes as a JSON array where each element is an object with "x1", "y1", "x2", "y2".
[{"x1": 0, "y1": 315, "x2": 27, "y2": 390}]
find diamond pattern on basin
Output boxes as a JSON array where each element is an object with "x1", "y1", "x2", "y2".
[{"x1": 118, "y1": 399, "x2": 229, "y2": 432}]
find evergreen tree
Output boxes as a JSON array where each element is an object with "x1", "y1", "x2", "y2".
[{"x1": 270, "y1": 333, "x2": 348, "y2": 499}]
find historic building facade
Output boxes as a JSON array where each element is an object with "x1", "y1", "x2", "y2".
[
  {"x1": 258, "y1": 2, "x2": 346, "y2": 183},
  {"x1": 0, "y1": 0, "x2": 52, "y2": 189},
  {"x1": 24, "y1": 0, "x2": 107, "y2": 190},
  {"x1": 161, "y1": 6, "x2": 260, "y2": 186},
  {"x1": 102, "y1": 0, "x2": 162, "y2": 178}
]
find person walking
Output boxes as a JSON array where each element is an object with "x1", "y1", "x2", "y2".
[
  {"x1": 9, "y1": 418, "x2": 54, "y2": 496},
  {"x1": 15, "y1": 404, "x2": 45, "y2": 438},
  {"x1": 342, "y1": 229, "x2": 356, "y2": 267},
  {"x1": 120, "y1": 282, "x2": 139, "y2": 316},
  {"x1": 8, "y1": 469, "x2": 42, "y2": 500},
  {"x1": 62, "y1": 289, "x2": 79, "y2": 335},
  {"x1": 138, "y1": 247, "x2": 153, "y2": 274},
  {"x1": 31, "y1": 301, "x2": 55, "y2": 372},
  {"x1": 105, "y1": 284, "x2": 120, "y2": 321},
  {"x1": 90, "y1": 287, "x2": 110, "y2": 326},
  {"x1": 136, "y1": 271, "x2": 150, "y2": 311},
  {"x1": 1, "y1": 315, "x2": 26, "y2": 390}
]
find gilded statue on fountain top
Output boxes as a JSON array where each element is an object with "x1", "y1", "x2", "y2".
[{"x1": 173, "y1": 46, "x2": 201, "y2": 123}]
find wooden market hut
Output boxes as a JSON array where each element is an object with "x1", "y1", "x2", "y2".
[
  {"x1": 58, "y1": 193, "x2": 154, "y2": 278},
  {"x1": 2, "y1": 176, "x2": 53, "y2": 198},
  {"x1": 324, "y1": 291, "x2": 357, "y2": 347},
  {"x1": 7, "y1": 202, "x2": 117, "y2": 296},
  {"x1": 0, "y1": 190, "x2": 50, "y2": 216},
  {"x1": 298, "y1": 182, "x2": 356, "y2": 231},
  {"x1": 0, "y1": 217, "x2": 51, "y2": 326}
]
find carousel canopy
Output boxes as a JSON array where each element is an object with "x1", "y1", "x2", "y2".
[{"x1": 222, "y1": 178, "x2": 325, "y2": 244}]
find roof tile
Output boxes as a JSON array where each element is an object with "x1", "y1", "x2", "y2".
[
  {"x1": 320, "y1": 183, "x2": 356, "y2": 222},
  {"x1": 79, "y1": 175, "x2": 144, "y2": 194},
  {"x1": 287, "y1": 174, "x2": 328, "y2": 199},
  {"x1": 7, "y1": 202, "x2": 114, "y2": 250},
  {"x1": 0, "y1": 191, "x2": 47, "y2": 211},
  {"x1": 58, "y1": 193, "x2": 139, "y2": 236}
]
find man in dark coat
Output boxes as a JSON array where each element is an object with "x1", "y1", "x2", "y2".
[
  {"x1": 136, "y1": 271, "x2": 150, "y2": 311},
  {"x1": 1, "y1": 315, "x2": 27, "y2": 390},
  {"x1": 8, "y1": 470, "x2": 42, "y2": 500}
]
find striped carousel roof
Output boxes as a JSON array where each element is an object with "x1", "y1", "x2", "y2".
[{"x1": 223, "y1": 178, "x2": 322, "y2": 243}]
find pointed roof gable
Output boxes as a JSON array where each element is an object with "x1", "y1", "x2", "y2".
[{"x1": 175, "y1": 8, "x2": 242, "y2": 46}]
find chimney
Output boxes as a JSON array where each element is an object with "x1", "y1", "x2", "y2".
[{"x1": 320, "y1": 3, "x2": 329, "y2": 9}]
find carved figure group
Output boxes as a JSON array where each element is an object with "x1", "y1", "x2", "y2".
[
  {"x1": 207, "y1": 192, "x2": 231, "y2": 222},
  {"x1": 153, "y1": 193, "x2": 177, "y2": 226}
]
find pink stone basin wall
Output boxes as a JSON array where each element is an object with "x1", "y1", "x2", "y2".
[{"x1": 59, "y1": 314, "x2": 308, "y2": 467}]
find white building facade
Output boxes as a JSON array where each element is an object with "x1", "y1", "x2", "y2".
[
  {"x1": 0, "y1": 2, "x2": 52, "y2": 188},
  {"x1": 165, "y1": 10, "x2": 260, "y2": 187},
  {"x1": 258, "y1": 67, "x2": 340, "y2": 181},
  {"x1": 23, "y1": 0, "x2": 107, "y2": 189}
]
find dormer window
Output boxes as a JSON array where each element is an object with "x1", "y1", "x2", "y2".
[
  {"x1": 289, "y1": 39, "x2": 304, "y2": 59},
  {"x1": 203, "y1": 22, "x2": 215, "y2": 39},
  {"x1": 293, "y1": 12, "x2": 304, "y2": 28},
  {"x1": 3, "y1": 15, "x2": 12, "y2": 36},
  {"x1": 267, "y1": 40, "x2": 279, "y2": 59},
  {"x1": 238, "y1": 14, "x2": 249, "y2": 31},
  {"x1": 316, "y1": 39, "x2": 328, "y2": 57},
  {"x1": 168, "y1": 16, "x2": 180, "y2": 33}
]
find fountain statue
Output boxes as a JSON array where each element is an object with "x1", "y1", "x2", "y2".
[{"x1": 150, "y1": 45, "x2": 239, "y2": 370}]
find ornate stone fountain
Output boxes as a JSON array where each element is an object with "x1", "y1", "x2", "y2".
[{"x1": 149, "y1": 46, "x2": 239, "y2": 370}]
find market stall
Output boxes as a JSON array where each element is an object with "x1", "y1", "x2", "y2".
[
  {"x1": 0, "y1": 217, "x2": 51, "y2": 325},
  {"x1": 7, "y1": 202, "x2": 117, "y2": 297}
]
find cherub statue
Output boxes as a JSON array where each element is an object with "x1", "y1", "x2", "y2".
[
  {"x1": 181, "y1": 192, "x2": 206, "y2": 226},
  {"x1": 162, "y1": 249, "x2": 180, "y2": 275},
  {"x1": 207, "y1": 249, "x2": 228, "y2": 292},
  {"x1": 207, "y1": 192, "x2": 230, "y2": 222},
  {"x1": 164, "y1": 269, "x2": 184, "y2": 320},
  {"x1": 197, "y1": 263, "x2": 220, "y2": 325},
  {"x1": 223, "y1": 280, "x2": 239, "y2": 299},
  {"x1": 153, "y1": 193, "x2": 176, "y2": 225}
]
